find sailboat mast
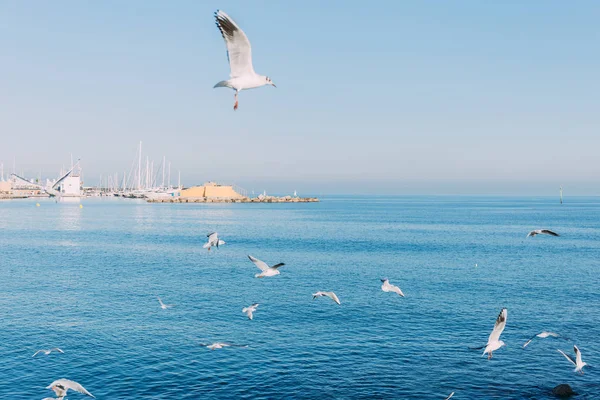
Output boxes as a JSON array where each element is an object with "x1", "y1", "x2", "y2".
[
  {"x1": 137, "y1": 141, "x2": 142, "y2": 190},
  {"x1": 168, "y1": 162, "x2": 171, "y2": 189},
  {"x1": 178, "y1": 170, "x2": 181, "y2": 189},
  {"x1": 162, "y1": 156, "x2": 165, "y2": 189}
]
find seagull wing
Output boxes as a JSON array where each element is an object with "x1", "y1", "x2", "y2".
[
  {"x1": 51, "y1": 348, "x2": 64, "y2": 353},
  {"x1": 52, "y1": 160, "x2": 80, "y2": 190},
  {"x1": 574, "y1": 345, "x2": 583, "y2": 366},
  {"x1": 526, "y1": 230, "x2": 537, "y2": 237},
  {"x1": 271, "y1": 263, "x2": 285, "y2": 269},
  {"x1": 207, "y1": 232, "x2": 218, "y2": 241},
  {"x1": 523, "y1": 335, "x2": 536, "y2": 348},
  {"x1": 48, "y1": 379, "x2": 94, "y2": 398},
  {"x1": 327, "y1": 292, "x2": 341, "y2": 305},
  {"x1": 487, "y1": 308, "x2": 507, "y2": 344},
  {"x1": 215, "y1": 10, "x2": 255, "y2": 78},
  {"x1": 445, "y1": 393, "x2": 455, "y2": 400},
  {"x1": 10, "y1": 173, "x2": 44, "y2": 189},
  {"x1": 33, "y1": 350, "x2": 44, "y2": 357},
  {"x1": 557, "y1": 349, "x2": 577, "y2": 366},
  {"x1": 541, "y1": 229, "x2": 559, "y2": 236},
  {"x1": 248, "y1": 255, "x2": 269, "y2": 271}
]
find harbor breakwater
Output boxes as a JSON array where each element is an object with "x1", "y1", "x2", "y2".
[{"x1": 147, "y1": 196, "x2": 319, "y2": 204}]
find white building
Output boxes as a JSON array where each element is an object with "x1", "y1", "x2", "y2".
[{"x1": 59, "y1": 175, "x2": 82, "y2": 196}]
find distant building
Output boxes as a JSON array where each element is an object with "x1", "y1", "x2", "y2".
[
  {"x1": 0, "y1": 180, "x2": 11, "y2": 194},
  {"x1": 58, "y1": 175, "x2": 82, "y2": 196},
  {"x1": 180, "y1": 181, "x2": 245, "y2": 199}
]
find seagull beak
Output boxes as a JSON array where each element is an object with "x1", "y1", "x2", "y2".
[{"x1": 272, "y1": 83, "x2": 277, "y2": 88}]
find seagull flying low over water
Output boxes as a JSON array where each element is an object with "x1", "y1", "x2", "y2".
[
  {"x1": 213, "y1": 10, "x2": 276, "y2": 110},
  {"x1": 312, "y1": 291, "x2": 341, "y2": 305},
  {"x1": 527, "y1": 229, "x2": 559, "y2": 237},
  {"x1": 248, "y1": 255, "x2": 285, "y2": 278},
  {"x1": 33, "y1": 348, "x2": 64, "y2": 357},
  {"x1": 157, "y1": 297, "x2": 175, "y2": 310},
  {"x1": 557, "y1": 345, "x2": 588, "y2": 374},
  {"x1": 473, "y1": 308, "x2": 507, "y2": 360},
  {"x1": 381, "y1": 278, "x2": 405, "y2": 297},
  {"x1": 200, "y1": 342, "x2": 248, "y2": 350},
  {"x1": 203, "y1": 232, "x2": 225, "y2": 251},
  {"x1": 46, "y1": 379, "x2": 94, "y2": 398},
  {"x1": 242, "y1": 303, "x2": 259, "y2": 320},
  {"x1": 523, "y1": 331, "x2": 562, "y2": 348}
]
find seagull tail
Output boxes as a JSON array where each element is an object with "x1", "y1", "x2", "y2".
[{"x1": 213, "y1": 80, "x2": 230, "y2": 88}]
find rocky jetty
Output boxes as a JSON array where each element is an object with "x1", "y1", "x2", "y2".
[{"x1": 147, "y1": 195, "x2": 319, "y2": 204}]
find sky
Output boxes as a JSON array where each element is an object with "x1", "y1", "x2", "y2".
[{"x1": 1, "y1": 1, "x2": 599, "y2": 195}]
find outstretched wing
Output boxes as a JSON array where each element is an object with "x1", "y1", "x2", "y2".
[
  {"x1": 327, "y1": 292, "x2": 341, "y2": 305},
  {"x1": 574, "y1": 345, "x2": 583, "y2": 366},
  {"x1": 248, "y1": 255, "x2": 269, "y2": 271},
  {"x1": 523, "y1": 335, "x2": 536, "y2": 348},
  {"x1": 52, "y1": 159, "x2": 80, "y2": 190},
  {"x1": 557, "y1": 349, "x2": 577, "y2": 366},
  {"x1": 487, "y1": 308, "x2": 507, "y2": 344},
  {"x1": 271, "y1": 263, "x2": 285, "y2": 269},
  {"x1": 49, "y1": 379, "x2": 94, "y2": 398},
  {"x1": 541, "y1": 229, "x2": 559, "y2": 236},
  {"x1": 10, "y1": 173, "x2": 43, "y2": 189},
  {"x1": 215, "y1": 10, "x2": 255, "y2": 78}
]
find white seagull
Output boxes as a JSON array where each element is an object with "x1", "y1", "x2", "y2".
[
  {"x1": 157, "y1": 297, "x2": 175, "y2": 310},
  {"x1": 523, "y1": 331, "x2": 562, "y2": 348},
  {"x1": 248, "y1": 255, "x2": 285, "y2": 278},
  {"x1": 203, "y1": 232, "x2": 225, "y2": 251},
  {"x1": 445, "y1": 393, "x2": 455, "y2": 400},
  {"x1": 200, "y1": 342, "x2": 248, "y2": 351},
  {"x1": 527, "y1": 229, "x2": 559, "y2": 237},
  {"x1": 381, "y1": 278, "x2": 405, "y2": 297},
  {"x1": 312, "y1": 291, "x2": 341, "y2": 305},
  {"x1": 213, "y1": 10, "x2": 276, "y2": 110},
  {"x1": 557, "y1": 345, "x2": 587, "y2": 374},
  {"x1": 479, "y1": 308, "x2": 508, "y2": 359},
  {"x1": 242, "y1": 303, "x2": 259, "y2": 320},
  {"x1": 46, "y1": 379, "x2": 94, "y2": 398},
  {"x1": 33, "y1": 348, "x2": 64, "y2": 357}
]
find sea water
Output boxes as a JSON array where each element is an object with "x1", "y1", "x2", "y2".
[{"x1": 1, "y1": 196, "x2": 598, "y2": 399}]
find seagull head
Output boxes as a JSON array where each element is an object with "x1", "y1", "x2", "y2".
[
  {"x1": 499, "y1": 340, "x2": 506, "y2": 348},
  {"x1": 265, "y1": 76, "x2": 276, "y2": 88}
]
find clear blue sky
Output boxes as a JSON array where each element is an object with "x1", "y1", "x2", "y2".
[{"x1": 1, "y1": 1, "x2": 599, "y2": 195}]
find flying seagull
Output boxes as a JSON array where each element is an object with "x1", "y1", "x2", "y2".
[
  {"x1": 445, "y1": 393, "x2": 455, "y2": 400},
  {"x1": 557, "y1": 345, "x2": 587, "y2": 374},
  {"x1": 248, "y1": 255, "x2": 285, "y2": 278},
  {"x1": 474, "y1": 308, "x2": 507, "y2": 359},
  {"x1": 213, "y1": 10, "x2": 276, "y2": 110},
  {"x1": 312, "y1": 291, "x2": 341, "y2": 305},
  {"x1": 523, "y1": 331, "x2": 562, "y2": 348},
  {"x1": 242, "y1": 303, "x2": 259, "y2": 320},
  {"x1": 33, "y1": 348, "x2": 64, "y2": 357},
  {"x1": 46, "y1": 379, "x2": 94, "y2": 398},
  {"x1": 381, "y1": 278, "x2": 405, "y2": 297},
  {"x1": 157, "y1": 297, "x2": 175, "y2": 310},
  {"x1": 203, "y1": 232, "x2": 225, "y2": 251},
  {"x1": 200, "y1": 342, "x2": 248, "y2": 350},
  {"x1": 527, "y1": 229, "x2": 559, "y2": 237}
]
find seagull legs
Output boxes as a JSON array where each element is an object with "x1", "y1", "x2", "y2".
[
  {"x1": 233, "y1": 91, "x2": 239, "y2": 111},
  {"x1": 488, "y1": 352, "x2": 492, "y2": 360}
]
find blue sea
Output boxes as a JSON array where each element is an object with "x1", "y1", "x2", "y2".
[{"x1": 1, "y1": 196, "x2": 599, "y2": 399}]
